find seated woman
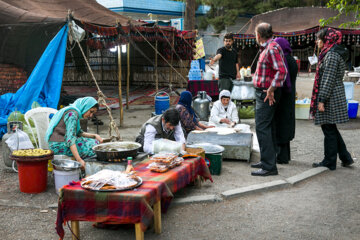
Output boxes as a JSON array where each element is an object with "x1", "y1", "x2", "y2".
[
  {"x1": 176, "y1": 91, "x2": 213, "y2": 135},
  {"x1": 45, "y1": 97, "x2": 103, "y2": 169},
  {"x1": 209, "y1": 90, "x2": 239, "y2": 127}
]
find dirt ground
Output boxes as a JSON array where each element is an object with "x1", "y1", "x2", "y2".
[{"x1": 0, "y1": 73, "x2": 359, "y2": 239}]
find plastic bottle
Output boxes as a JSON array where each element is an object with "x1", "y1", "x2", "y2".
[
  {"x1": 240, "y1": 67, "x2": 246, "y2": 79},
  {"x1": 125, "y1": 157, "x2": 134, "y2": 173},
  {"x1": 246, "y1": 66, "x2": 251, "y2": 77}
]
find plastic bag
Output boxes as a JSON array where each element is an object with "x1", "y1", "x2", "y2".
[
  {"x1": 308, "y1": 54, "x2": 318, "y2": 65},
  {"x1": 152, "y1": 139, "x2": 182, "y2": 154},
  {"x1": 5, "y1": 129, "x2": 34, "y2": 151}
]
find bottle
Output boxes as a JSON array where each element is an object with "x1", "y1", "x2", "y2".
[
  {"x1": 246, "y1": 66, "x2": 251, "y2": 77},
  {"x1": 240, "y1": 67, "x2": 246, "y2": 79},
  {"x1": 125, "y1": 157, "x2": 134, "y2": 173}
]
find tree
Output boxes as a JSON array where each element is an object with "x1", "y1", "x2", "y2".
[
  {"x1": 184, "y1": 0, "x2": 196, "y2": 30},
  {"x1": 198, "y1": 0, "x2": 328, "y2": 32},
  {"x1": 319, "y1": 0, "x2": 360, "y2": 28}
]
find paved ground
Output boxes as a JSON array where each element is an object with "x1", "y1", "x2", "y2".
[{"x1": 0, "y1": 74, "x2": 359, "y2": 239}]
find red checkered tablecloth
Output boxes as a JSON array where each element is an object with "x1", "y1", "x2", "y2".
[
  {"x1": 187, "y1": 80, "x2": 219, "y2": 97},
  {"x1": 56, "y1": 157, "x2": 212, "y2": 239}
]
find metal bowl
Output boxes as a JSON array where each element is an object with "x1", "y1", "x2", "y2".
[
  {"x1": 186, "y1": 142, "x2": 224, "y2": 154},
  {"x1": 52, "y1": 159, "x2": 81, "y2": 171},
  {"x1": 92, "y1": 141, "x2": 142, "y2": 162}
]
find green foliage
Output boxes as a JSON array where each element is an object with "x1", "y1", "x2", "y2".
[
  {"x1": 320, "y1": 0, "x2": 360, "y2": 28},
  {"x1": 199, "y1": 0, "x2": 329, "y2": 32}
]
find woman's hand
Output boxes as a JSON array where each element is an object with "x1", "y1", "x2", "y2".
[
  {"x1": 318, "y1": 102, "x2": 325, "y2": 112},
  {"x1": 94, "y1": 134, "x2": 103, "y2": 143},
  {"x1": 78, "y1": 158, "x2": 86, "y2": 170},
  {"x1": 221, "y1": 118, "x2": 231, "y2": 124},
  {"x1": 206, "y1": 125, "x2": 215, "y2": 129}
]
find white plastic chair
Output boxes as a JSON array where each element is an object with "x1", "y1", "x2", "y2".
[{"x1": 24, "y1": 107, "x2": 58, "y2": 149}]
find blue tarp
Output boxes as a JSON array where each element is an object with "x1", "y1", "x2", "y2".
[{"x1": 0, "y1": 24, "x2": 68, "y2": 139}]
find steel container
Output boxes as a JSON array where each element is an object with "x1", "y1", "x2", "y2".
[{"x1": 193, "y1": 91, "x2": 210, "y2": 121}]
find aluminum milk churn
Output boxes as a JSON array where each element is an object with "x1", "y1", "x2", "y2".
[
  {"x1": 2, "y1": 121, "x2": 23, "y2": 167},
  {"x1": 193, "y1": 91, "x2": 210, "y2": 121}
]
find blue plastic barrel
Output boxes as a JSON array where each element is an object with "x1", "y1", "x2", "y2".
[
  {"x1": 155, "y1": 92, "x2": 170, "y2": 115},
  {"x1": 348, "y1": 100, "x2": 359, "y2": 119}
]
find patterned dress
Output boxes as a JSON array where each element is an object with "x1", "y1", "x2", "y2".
[{"x1": 48, "y1": 110, "x2": 99, "y2": 158}]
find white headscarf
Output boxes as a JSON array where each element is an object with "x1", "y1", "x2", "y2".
[{"x1": 219, "y1": 90, "x2": 231, "y2": 106}]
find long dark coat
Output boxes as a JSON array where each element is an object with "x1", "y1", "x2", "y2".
[
  {"x1": 275, "y1": 55, "x2": 298, "y2": 144},
  {"x1": 315, "y1": 48, "x2": 348, "y2": 125}
]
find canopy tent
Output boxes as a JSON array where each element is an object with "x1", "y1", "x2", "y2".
[
  {"x1": 0, "y1": 0, "x2": 142, "y2": 75},
  {"x1": 0, "y1": 25, "x2": 68, "y2": 138},
  {"x1": 234, "y1": 7, "x2": 360, "y2": 71}
]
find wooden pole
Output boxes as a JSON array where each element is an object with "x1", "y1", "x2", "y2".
[
  {"x1": 126, "y1": 43, "x2": 130, "y2": 109},
  {"x1": 118, "y1": 45, "x2": 123, "y2": 126},
  {"x1": 155, "y1": 22, "x2": 159, "y2": 92},
  {"x1": 155, "y1": 40, "x2": 159, "y2": 92},
  {"x1": 170, "y1": 31, "x2": 174, "y2": 90}
]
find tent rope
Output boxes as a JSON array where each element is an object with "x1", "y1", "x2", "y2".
[
  {"x1": 75, "y1": 40, "x2": 121, "y2": 140},
  {"x1": 132, "y1": 25, "x2": 188, "y2": 84}
]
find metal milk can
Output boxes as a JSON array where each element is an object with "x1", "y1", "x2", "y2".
[
  {"x1": 2, "y1": 121, "x2": 23, "y2": 167},
  {"x1": 193, "y1": 91, "x2": 210, "y2": 121}
]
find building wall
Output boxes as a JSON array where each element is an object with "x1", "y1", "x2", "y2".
[{"x1": 0, "y1": 64, "x2": 27, "y2": 95}]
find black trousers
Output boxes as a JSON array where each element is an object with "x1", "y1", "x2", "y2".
[
  {"x1": 277, "y1": 142, "x2": 291, "y2": 163},
  {"x1": 255, "y1": 89, "x2": 281, "y2": 171},
  {"x1": 321, "y1": 124, "x2": 352, "y2": 169},
  {"x1": 218, "y1": 78, "x2": 233, "y2": 92}
]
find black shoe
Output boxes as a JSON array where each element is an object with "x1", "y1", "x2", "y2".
[
  {"x1": 341, "y1": 159, "x2": 354, "y2": 167},
  {"x1": 277, "y1": 160, "x2": 289, "y2": 164},
  {"x1": 250, "y1": 162, "x2": 263, "y2": 168},
  {"x1": 251, "y1": 169, "x2": 278, "y2": 176},
  {"x1": 312, "y1": 162, "x2": 336, "y2": 171}
]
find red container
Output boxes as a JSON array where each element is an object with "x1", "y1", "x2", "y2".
[{"x1": 16, "y1": 159, "x2": 48, "y2": 193}]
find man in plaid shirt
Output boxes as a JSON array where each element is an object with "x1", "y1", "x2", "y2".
[{"x1": 251, "y1": 23, "x2": 287, "y2": 176}]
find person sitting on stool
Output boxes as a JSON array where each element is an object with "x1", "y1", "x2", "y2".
[
  {"x1": 209, "y1": 90, "x2": 239, "y2": 127},
  {"x1": 135, "y1": 108, "x2": 186, "y2": 154}
]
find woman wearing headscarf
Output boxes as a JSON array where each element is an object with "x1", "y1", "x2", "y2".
[
  {"x1": 311, "y1": 28, "x2": 354, "y2": 170},
  {"x1": 209, "y1": 90, "x2": 239, "y2": 127},
  {"x1": 45, "y1": 97, "x2": 103, "y2": 169},
  {"x1": 176, "y1": 91, "x2": 213, "y2": 135},
  {"x1": 274, "y1": 37, "x2": 298, "y2": 164}
]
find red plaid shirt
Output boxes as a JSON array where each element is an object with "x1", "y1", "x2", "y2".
[{"x1": 253, "y1": 39, "x2": 287, "y2": 89}]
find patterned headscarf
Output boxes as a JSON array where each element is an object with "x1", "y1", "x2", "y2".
[
  {"x1": 310, "y1": 28, "x2": 342, "y2": 118},
  {"x1": 178, "y1": 91, "x2": 196, "y2": 121},
  {"x1": 45, "y1": 97, "x2": 98, "y2": 142}
]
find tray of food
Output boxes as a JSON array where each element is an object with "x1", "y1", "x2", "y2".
[
  {"x1": 148, "y1": 155, "x2": 184, "y2": 173},
  {"x1": 81, "y1": 169, "x2": 142, "y2": 191}
]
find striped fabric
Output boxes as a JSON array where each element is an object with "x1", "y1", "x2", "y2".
[
  {"x1": 315, "y1": 51, "x2": 348, "y2": 125},
  {"x1": 56, "y1": 157, "x2": 212, "y2": 239}
]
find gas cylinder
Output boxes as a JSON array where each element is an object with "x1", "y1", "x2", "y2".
[
  {"x1": 193, "y1": 91, "x2": 211, "y2": 121},
  {"x1": 2, "y1": 121, "x2": 23, "y2": 167}
]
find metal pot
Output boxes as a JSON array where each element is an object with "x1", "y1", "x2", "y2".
[
  {"x1": 92, "y1": 141, "x2": 141, "y2": 162},
  {"x1": 186, "y1": 142, "x2": 224, "y2": 154},
  {"x1": 52, "y1": 159, "x2": 81, "y2": 171},
  {"x1": 231, "y1": 80, "x2": 256, "y2": 100}
]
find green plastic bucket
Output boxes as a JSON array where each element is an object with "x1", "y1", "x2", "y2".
[{"x1": 206, "y1": 153, "x2": 222, "y2": 175}]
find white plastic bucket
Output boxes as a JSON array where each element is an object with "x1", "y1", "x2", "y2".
[
  {"x1": 53, "y1": 169, "x2": 80, "y2": 195},
  {"x1": 343, "y1": 82, "x2": 354, "y2": 100}
]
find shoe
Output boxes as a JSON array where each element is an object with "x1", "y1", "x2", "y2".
[
  {"x1": 341, "y1": 159, "x2": 354, "y2": 167},
  {"x1": 312, "y1": 162, "x2": 336, "y2": 171},
  {"x1": 250, "y1": 162, "x2": 263, "y2": 168},
  {"x1": 251, "y1": 169, "x2": 278, "y2": 176}
]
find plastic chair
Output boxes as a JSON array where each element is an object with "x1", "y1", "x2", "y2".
[{"x1": 24, "y1": 107, "x2": 58, "y2": 149}]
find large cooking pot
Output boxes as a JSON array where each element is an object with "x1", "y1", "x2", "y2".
[
  {"x1": 231, "y1": 80, "x2": 256, "y2": 100},
  {"x1": 92, "y1": 141, "x2": 142, "y2": 162}
]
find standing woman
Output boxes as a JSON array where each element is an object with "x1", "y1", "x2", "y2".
[
  {"x1": 310, "y1": 28, "x2": 354, "y2": 170},
  {"x1": 45, "y1": 97, "x2": 103, "y2": 169},
  {"x1": 274, "y1": 37, "x2": 298, "y2": 164}
]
